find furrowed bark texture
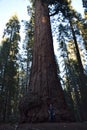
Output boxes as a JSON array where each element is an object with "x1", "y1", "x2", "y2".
[{"x1": 19, "y1": 0, "x2": 74, "y2": 123}]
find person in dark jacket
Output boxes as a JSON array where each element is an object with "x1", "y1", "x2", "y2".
[{"x1": 48, "y1": 104, "x2": 55, "y2": 122}]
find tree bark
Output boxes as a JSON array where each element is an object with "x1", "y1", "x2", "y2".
[
  {"x1": 19, "y1": 0, "x2": 74, "y2": 122},
  {"x1": 69, "y1": 20, "x2": 87, "y2": 120}
]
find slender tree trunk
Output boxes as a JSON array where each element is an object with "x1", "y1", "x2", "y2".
[
  {"x1": 69, "y1": 20, "x2": 87, "y2": 120},
  {"x1": 19, "y1": 0, "x2": 74, "y2": 122}
]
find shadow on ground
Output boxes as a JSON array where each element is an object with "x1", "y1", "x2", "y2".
[{"x1": 0, "y1": 122, "x2": 87, "y2": 130}]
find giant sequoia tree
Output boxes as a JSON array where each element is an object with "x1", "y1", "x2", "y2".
[{"x1": 19, "y1": 0, "x2": 74, "y2": 122}]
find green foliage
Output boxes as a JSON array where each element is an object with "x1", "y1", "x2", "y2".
[
  {"x1": 0, "y1": 0, "x2": 87, "y2": 123},
  {"x1": 20, "y1": 3, "x2": 34, "y2": 93},
  {"x1": 51, "y1": 0, "x2": 87, "y2": 121},
  {"x1": 0, "y1": 14, "x2": 20, "y2": 122}
]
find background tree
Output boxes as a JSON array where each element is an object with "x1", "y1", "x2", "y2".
[
  {"x1": 50, "y1": 0, "x2": 87, "y2": 120},
  {"x1": 0, "y1": 14, "x2": 20, "y2": 122}
]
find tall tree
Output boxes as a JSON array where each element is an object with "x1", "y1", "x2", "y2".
[
  {"x1": 0, "y1": 14, "x2": 20, "y2": 122},
  {"x1": 50, "y1": 0, "x2": 87, "y2": 120},
  {"x1": 19, "y1": 0, "x2": 74, "y2": 122},
  {"x1": 64, "y1": 6, "x2": 87, "y2": 121},
  {"x1": 57, "y1": 23, "x2": 81, "y2": 121},
  {"x1": 23, "y1": 4, "x2": 34, "y2": 92}
]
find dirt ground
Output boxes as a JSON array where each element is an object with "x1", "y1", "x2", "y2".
[{"x1": 0, "y1": 122, "x2": 87, "y2": 130}]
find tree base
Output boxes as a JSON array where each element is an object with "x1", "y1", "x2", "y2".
[{"x1": 19, "y1": 95, "x2": 75, "y2": 123}]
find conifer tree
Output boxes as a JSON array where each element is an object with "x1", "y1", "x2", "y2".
[
  {"x1": 19, "y1": 0, "x2": 74, "y2": 122},
  {"x1": 0, "y1": 14, "x2": 20, "y2": 122}
]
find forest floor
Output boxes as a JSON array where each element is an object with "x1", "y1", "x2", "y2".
[{"x1": 0, "y1": 122, "x2": 87, "y2": 130}]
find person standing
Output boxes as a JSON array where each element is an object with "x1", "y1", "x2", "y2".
[{"x1": 48, "y1": 104, "x2": 55, "y2": 122}]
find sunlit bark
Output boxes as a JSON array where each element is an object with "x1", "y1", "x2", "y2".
[{"x1": 19, "y1": 0, "x2": 74, "y2": 122}]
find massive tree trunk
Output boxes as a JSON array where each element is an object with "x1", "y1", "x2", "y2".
[{"x1": 19, "y1": 0, "x2": 74, "y2": 122}]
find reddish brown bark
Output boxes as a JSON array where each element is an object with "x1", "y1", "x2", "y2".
[{"x1": 19, "y1": 0, "x2": 74, "y2": 123}]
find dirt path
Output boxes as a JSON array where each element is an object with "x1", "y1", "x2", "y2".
[{"x1": 0, "y1": 122, "x2": 87, "y2": 130}]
